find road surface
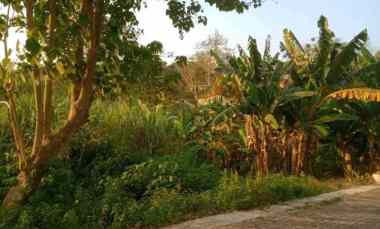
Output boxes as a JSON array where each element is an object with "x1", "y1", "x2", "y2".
[{"x1": 167, "y1": 185, "x2": 380, "y2": 229}]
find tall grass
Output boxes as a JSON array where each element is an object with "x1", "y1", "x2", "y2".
[
  {"x1": 90, "y1": 99, "x2": 185, "y2": 157},
  {"x1": 104, "y1": 173, "x2": 330, "y2": 228}
]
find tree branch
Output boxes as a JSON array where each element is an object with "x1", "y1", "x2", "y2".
[
  {"x1": 32, "y1": 0, "x2": 105, "y2": 166},
  {"x1": 1, "y1": 3, "x2": 27, "y2": 170},
  {"x1": 42, "y1": 0, "x2": 57, "y2": 142},
  {"x1": 68, "y1": 0, "x2": 90, "y2": 120},
  {"x1": 25, "y1": 0, "x2": 45, "y2": 157},
  {"x1": 32, "y1": 70, "x2": 45, "y2": 156},
  {"x1": 4, "y1": 82, "x2": 27, "y2": 170}
]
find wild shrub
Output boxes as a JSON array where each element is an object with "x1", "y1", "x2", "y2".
[
  {"x1": 91, "y1": 100, "x2": 185, "y2": 158},
  {"x1": 104, "y1": 150, "x2": 221, "y2": 200}
]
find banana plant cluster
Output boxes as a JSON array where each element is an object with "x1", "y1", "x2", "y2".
[{"x1": 216, "y1": 16, "x2": 380, "y2": 177}]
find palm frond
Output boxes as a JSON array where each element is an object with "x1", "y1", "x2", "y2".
[
  {"x1": 316, "y1": 16, "x2": 334, "y2": 79},
  {"x1": 278, "y1": 90, "x2": 318, "y2": 107},
  {"x1": 326, "y1": 88, "x2": 380, "y2": 102},
  {"x1": 248, "y1": 36, "x2": 262, "y2": 79},
  {"x1": 282, "y1": 29, "x2": 309, "y2": 73},
  {"x1": 327, "y1": 30, "x2": 368, "y2": 84},
  {"x1": 288, "y1": 30, "x2": 305, "y2": 53},
  {"x1": 263, "y1": 35, "x2": 271, "y2": 61},
  {"x1": 361, "y1": 47, "x2": 377, "y2": 64},
  {"x1": 313, "y1": 113, "x2": 358, "y2": 124},
  {"x1": 354, "y1": 61, "x2": 380, "y2": 80}
]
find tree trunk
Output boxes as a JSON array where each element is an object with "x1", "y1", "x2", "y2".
[
  {"x1": 2, "y1": 108, "x2": 90, "y2": 208},
  {"x1": 2, "y1": 169, "x2": 42, "y2": 209},
  {"x1": 291, "y1": 132, "x2": 304, "y2": 175},
  {"x1": 2, "y1": 0, "x2": 104, "y2": 209},
  {"x1": 2, "y1": 173, "x2": 28, "y2": 209},
  {"x1": 368, "y1": 136, "x2": 380, "y2": 173},
  {"x1": 261, "y1": 125, "x2": 269, "y2": 176},
  {"x1": 338, "y1": 141, "x2": 353, "y2": 179},
  {"x1": 343, "y1": 151, "x2": 353, "y2": 178}
]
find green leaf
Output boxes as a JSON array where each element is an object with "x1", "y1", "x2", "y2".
[
  {"x1": 25, "y1": 37, "x2": 41, "y2": 56},
  {"x1": 264, "y1": 114, "x2": 279, "y2": 129},
  {"x1": 353, "y1": 61, "x2": 380, "y2": 80},
  {"x1": 280, "y1": 90, "x2": 318, "y2": 106},
  {"x1": 314, "y1": 113, "x2": 357, "y2": 124},
  {"x1": 56, "y1": 62, "x2": 65, "y2": 75},
  {"x1": 327, "y1": 30, "x2": 368, "y2": 84},
  {"x1": 316, "y1": 16, "x2": 334, "y2": 79},
  {"x1": 313, "y1": 124, "x2": 329, "y2": 138},
  {"x1": 290, "y1": 91, "x2": 318, "y2": 98},
  {"x1": 248, "y1": 36, "x2": 262, "y2": 79}
]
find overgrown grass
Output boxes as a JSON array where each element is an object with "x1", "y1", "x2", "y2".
[
  {"x1": 104, "y1": 173, "x2": 329, "y2": 228},
  {"x1": 0, "y1": 100, "x2": 331, "y2": 229},
  {"x1": 90, "y1": 99, "x2": 186, "y2": 158},
  {"x1": 0, "y1": 164, "x2": 330, "y2": 229}
]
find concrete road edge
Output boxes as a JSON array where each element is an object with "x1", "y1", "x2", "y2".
[{"x1": 165, "y1": 184, "x2": 380, "y2": 229}]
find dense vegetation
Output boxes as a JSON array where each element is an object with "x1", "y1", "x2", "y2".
[
  {"x1": 0, "y1": 0, "x2": 379, "y2": 228},
  {"x1": 0, "y1": 100, "x2": 330, "y2": 228}
]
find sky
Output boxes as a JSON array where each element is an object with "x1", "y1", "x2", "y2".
[
  {"x1": 1, "y1": 0, "x2": 379, "y2": 60},
  {"x1": 137, "y1": 0, "x2": 380, "y2": 60}
]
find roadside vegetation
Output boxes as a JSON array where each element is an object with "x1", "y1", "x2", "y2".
[{"x1": 0, "y1": 1, "x2": 379, "y2": 228}]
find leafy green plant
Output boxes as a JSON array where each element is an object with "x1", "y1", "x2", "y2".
[
  {"x1": 104, "y1": 150, "x2": 220, "y2": 199},
  {"x1": 92, "y1": 100, "x2": 185, "y2": 157}
]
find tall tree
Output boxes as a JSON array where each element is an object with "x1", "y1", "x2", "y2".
[
  {"x1": 178, "y1": 31, "x2": 234, "y2": 103},
  {"x1": 197, "y1": 30, "x2": 233, "y2": 60}
]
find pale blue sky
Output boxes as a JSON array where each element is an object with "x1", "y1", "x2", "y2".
[
  {"x1": 2, "y1": 1, "x2": 379, "y2": 60},
  {"x1": 138, "y1": 0, "x2": 380, "y2": 59}
]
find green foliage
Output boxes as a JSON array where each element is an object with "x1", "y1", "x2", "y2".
[
  {"x1": 90, "y1": 100, "x2": 185, "y2": 158},
  {"x1": 209, "y1": 15, "x2": 380, "y2": 177},
  {"x1": 0, "y1": 116, "x2": 328, "y2": 228},
  {"x1": 316, "y1": 15, "x2": 334, "y2": 80},
  {"x1": 105, "y1": 150, "x2": 221, "y2": 200},
  {"x1": 214, "y1": 173, "x2": 328, "y2": 210},
  {"x1": 0, "y1": 109, "x2": 17, "y2": 201},
  {"x1": 0, "y1": 140, "x2": 330, "y2": 228},
  {"x1": 327, "y1": 30, "x2": 368, "y2": 85},
  {"x1": 0, "y1": 136, "x2": 17, "y2": 201},
  {"x1": 311, "y1": 143, "x2": 344, "y2": 178},
  {"x1": 1, "y1": 11, "x2": 379, "y2": 229},
  {"x1": 99, "y1": 40, "x2": 167, "y2": 95},
  {"x1": 103, "y1": 172, "x2": 327, "y2": 228}
]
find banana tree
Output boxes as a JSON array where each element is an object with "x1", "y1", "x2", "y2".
[
  {"x1": 327, "y1": 53, "x2": 380, "y2": 176},
  {"x1": 218, "y1": 36, "x2": 309, "y2": 176},
  {"x1": 280, "y1": 15, "x2": 380, "y2": 175},
  {"x1": 328, "y1": 101, "x2": 380, "y2": 177}
]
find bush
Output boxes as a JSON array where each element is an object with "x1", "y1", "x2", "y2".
[
  {"x1": 0, "y1": 98, "x2": 330, "y2": 229},
  {"x1": 213, "y1": 173, "x2": 329, "y2": 211},
  {"x1": 254, "y1": 175, "x2": 329, "y2": 203},
  {"x1": 102, "y1": 172, "x2": 329, "y2": 228},
  {"x1": 90, "y1": 100, "x2": 185, "y2": 159},
  {"x1": 104, "y1": 149, "x2": 221, "y2": 201},
  {"x1": 311, "y1": 144, "x2": 344, "y2": 178},
  {"x1": 0, "y1": 119, "x2": 17, "y2": 201},
  {"x1": 213, "y1": 172, "x2": 256, "y2": 210},
  {"x1": 0, "y1": 155, "x2": 329, "y2": 229}
]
